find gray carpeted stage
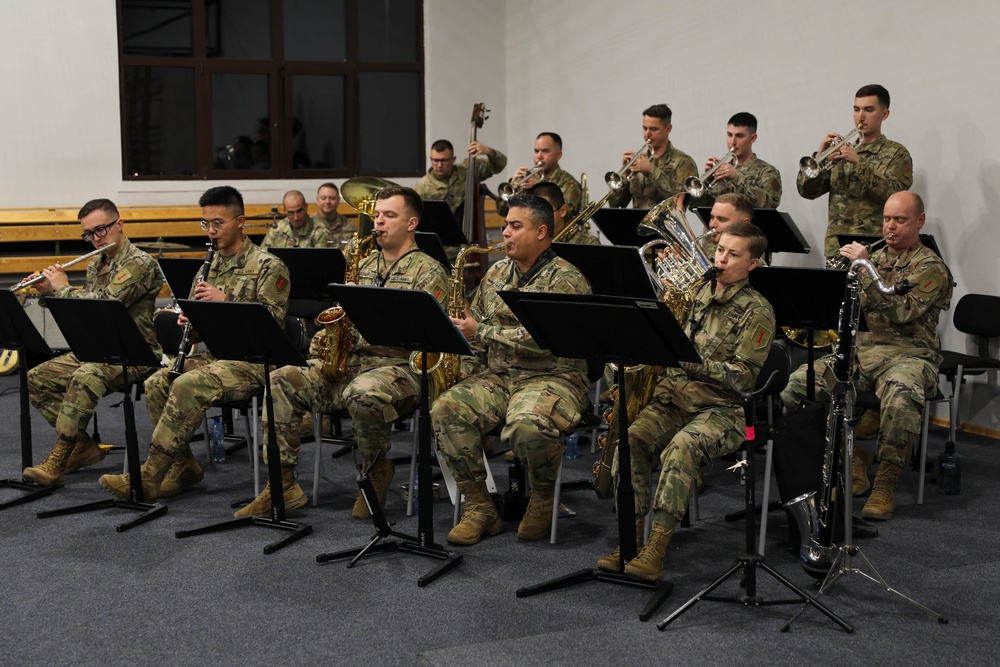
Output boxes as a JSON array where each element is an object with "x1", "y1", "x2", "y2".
[{"x1": 0, "y1": 373, "x2": 996, "y2": 666}]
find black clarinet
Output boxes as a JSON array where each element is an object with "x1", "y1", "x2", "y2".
[{"x1": 169, "y1": 240, "x2": 216, "y2": 380}]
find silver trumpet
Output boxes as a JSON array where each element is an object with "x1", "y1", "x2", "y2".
[
  {"x1": 799, "y1": 123, "x2": 864, "y2": 178},
  {"x1": 10, "y1": 243, "x2": 118, "y2": 292},
  {"x1": 498, "y1": 161, "x2": 544, "y2": 202},
  {"x1": 606, "y1": 140, "x2": 653, "y2": 191},
  {"x1": 685, "y1": 148, "x2": 738, "y2": 198}
]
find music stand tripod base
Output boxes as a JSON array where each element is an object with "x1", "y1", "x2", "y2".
[
  {"x1": 0, "y1": 479, "x2": 54, "y2": 512},
  {"x1": 38, "y1": 497, "x2": 168, "y2": 533},
  {"x1": 176, "y1": 515, "x2": 313, "y2": 555},
  {"x1": 516, "y1": 570, "x2": 674, "y2": 623}
]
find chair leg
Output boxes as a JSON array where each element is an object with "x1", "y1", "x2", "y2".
[
  {"x1": 758, "y1": 402, "x2": 775, "y2": 556},
  {"x1": 406, "y1": 413, "x2": 419, "y2": 517},
  {"x1": 550, "y1": 462, "x2": 563, "y2": 544},
  {"x1": 919, "y1": 399, "x2": 932, "y2": 506},
  {"x1": 950, "y1": 366, "x2": 963, "y2": 444},
  {"x1": 312, "y1": 411, "x2": 323, "y2": 507}
]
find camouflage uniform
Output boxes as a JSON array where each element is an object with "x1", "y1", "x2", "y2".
[
  {"x1": 312, "y1": 211, "x2": 356, "y2": 250},
  {"x1": 265, "y1": 243, "x2": 448, "y2": 465},
  {"x1": 431, "y1": 253, "x2": 592, "y2": 485},
  {"x1": 261, "y1": 216, "x2": 331, "y2": 250},
  {"x1": 546, "y1": 166, "x2": 584, "y2": 221},
  {"x1": 414, "y1": 151, "x2": 508, "y2": 213},
  {"x1": 705, "y1": 153, "x2": 782, "y2": 208},
  {"x1": 623, "y1": 278, "x2": 774, "y2": 523},
  {"x1": 143, "y1": 237, "x2": 290, "y2": 458},
  {"x1": 28, "y1": 237, "x2": 163, "y2": 443},
  {"x1": 608, "y1": 143, "x2": 698, "y2": 209},
  {"x1": 781, "y1": 242, "x2": 952, "y2": 465},
  {"x1": 796, "y1": 135, "x2": 913, "y2": 258}
]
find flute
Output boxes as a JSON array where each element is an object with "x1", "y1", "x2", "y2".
[{"x1": 9, "y1": 243, "x2": 118, "y2": 292}]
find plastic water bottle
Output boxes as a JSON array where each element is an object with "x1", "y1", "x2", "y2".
[
  {"x1": 937, "y1": 441, "x2": 960, "y2": 495},
  {"x1": 210, "y1": 416, "x2": 226, "y2": 463},
  {"x1": 564, "y1": 431, "x2": 580, "y2": 460}
]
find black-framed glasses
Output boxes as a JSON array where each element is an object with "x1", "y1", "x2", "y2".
[
  {"x1": 199, "y1": 215, "x2": 240, "y2": 232},
  {"x1": 81, "y1": 219, "x2": 119, "y2": 243}
]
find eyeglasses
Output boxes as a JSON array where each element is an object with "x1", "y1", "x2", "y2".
[
  {"x1": 199, "y1": 215, "x2": 240, "y2": 232},
  {"x1": 430, "y1": 157, "x2": 454, "y2": 164},
  {"x1": 81, "y1": 219, "x2": 119, "y2": 243}
]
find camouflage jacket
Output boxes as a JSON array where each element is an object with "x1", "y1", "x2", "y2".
[
  {"x1": 465, "y1": 251, "x2": 591, "y2": 381},
  {"x1": 609, "y1": 142, "x2": 698, "y2": 209},
  {"x1": 413, "y1": 150, "x2": 508, "y2": 213},
  {"x1": 46, "y1": 236, "x2": 163, "y2": 358},
  {"x1": 706, "y1": 153, "x2": 782, "y2": 208},
  {"x1": 796, "y1": 135, "x2": 913, "y2": 258},
  {"x1": 312, "y1": 211, "x2": 356, "y2": 249},
  {"x1": 657, "y1": 277, "x2": 775, "y2": 410},
  {"x1": 546, "y1": 166, "x2": 584, "y2": 220},
  {"x1": 261, "y1": 216, "x2": 331, "y2": 250},
  {"x1": 858, "y1": 242, "x2": 953, "y2": 369}
]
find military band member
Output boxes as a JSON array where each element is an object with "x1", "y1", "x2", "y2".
[
  {"x1": 238, "y1": 186, "x2": 449, "y2": 518},
  {"x1": 528, "y1": 182, "x2": 599, "y2": 245},
  {"x1": 780, "y1": 192, "x2": 952, "y2": 520},
  {"x1": 414, "y1": 139, "x2": 507, "y2": 214},
  {"x1": 98, "y1": 186, "x2": 291, "y2": 501},
  {"x1": 507, "y1": 132, "x2": 583, "y2": 220},
  {"x1": 431, "y1": 193, "x2": 592, "y2": 545},
  {"x1": 598, "y1": 221, "x2": 774, "y2": 580},
  {"x1": 22, "y1": 199, "x2": 163, "y2": 486},
  {"x1": 699, "y1": 193, "x2": 755, "y2": 258},
  {"x1": 261, "y1": 190, "x2": 331, "y2": 250},
  {"x1": 313, "y1": 182, "x2": 357, "y2": 249},
  {"x1": 701, "y1": 112, "x2": 782, "y2": 209},
  {"x1": 797, "y1": 84, "x2": 913, "y2": 260},
  {"x1": 609, "y1": 104, "x2": 698, "y2": 210}
]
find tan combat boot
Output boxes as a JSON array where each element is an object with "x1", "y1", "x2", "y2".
[
  {"x1": 855, "y1": 409, "x2": 880, "y2": 440},
  {"x1": 852, "y1": 447, "x2": 873, "y2": 496},
  {"x1": 597, "y1": 518, "x2": 646, "y2": 572},
  {"x1": 518, "y1": 479, "x2": 556, "y2": 541},
  {"x1": 861, "y1": 460, "x2": 903, "y2": 521},
  {"x1": 22, "y1": 438, "x2": 75, "y2": 487},
  {"x1": 158, "y1": 445, "x2": 205, "y2": 498},
  {"x1": 447, "y1": 480, "x2": 503, "y2": 546},
  {"x1": 98, "y1": 445, "x2": 174, "y2": 502},
  {"x1": 352, "y1": 458, "x2": 395, "y2": 520},
  {"x1": 624, "y1": 523, "x2": 674, "y2": 581},
  {"x1": 234, "y1": 466, "x2": 307, "y2": 518},
  {"x1": 63, "y1": 432, "x2": 107, "y2": 474}
]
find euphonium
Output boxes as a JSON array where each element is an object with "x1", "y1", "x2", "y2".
[
  {"x1": 314, "y1": 231, "x2": 379, "y2": 382},
  {"x1": 799, "y1": 123, "x2": 864, "y2": 178}
]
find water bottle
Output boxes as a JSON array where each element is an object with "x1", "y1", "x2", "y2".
[
  {"x1": 564, "y1": 431, "x2": 580, "y2": 460},
  {"x1": 937, "y1": 441, "x2": 960, "y2": 495},
  {"x1": 210, "y1": 416, "x2": 226, "y2": 463}
]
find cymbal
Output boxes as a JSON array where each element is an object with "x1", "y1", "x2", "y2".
[{"x1": 136, "y1": 240, "x2": 191, "y2": 251}]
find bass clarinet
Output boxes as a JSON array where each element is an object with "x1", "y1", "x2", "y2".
[{"x1": 169, "y1": 240, "x2": 216, "y2": 379}]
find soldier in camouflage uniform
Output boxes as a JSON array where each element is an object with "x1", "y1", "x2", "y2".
[
  {"x1": 22, "y1": 199, "x2": 163, "y2": 487},
  {"x1": 312, "y1": 182, "x2": 357, "y2": 250},
  {"x1": 598, "y1": 221, "x2": 775, "y2": 581},
  {"x1": 413, "y1": 138, "x2": 507, "y2": 213},
  {"x1": 698, "y1": 193, "x2": 754, "y2": 259},
  {"x1": 609, "y1": 104, "x2": 698, "y2": 210},
  {"x1": 797, "y1": 84, "x2": 913, "y2": 259},
  {"x1": 781, "y1": 191, "x2": 952, "y2": 521},
  {"x1": 699, "y1": 112, "x2": 782, "y2": 209},
  {"x1": 261, "y1": 190, "x2": 331, "y2": 250},
  {"x1": 503, "y1": 133, "x2": 583, "y2": 220},
  {"x1": 237, "y1": 186, "x2": 449, "y2": 519},
  {"x1": 529, "y1": 182, "x2": 600, "y2": 245},
  {"x1": 431, "y1": 193, "x2": 592, "y2": 546},
  {"x1": 98, "y1": 186, "x2": 291, "y2": 502}
]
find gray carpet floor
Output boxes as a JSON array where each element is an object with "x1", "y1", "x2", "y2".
[{"x1": 1, "y1": 373, "x2": 997, "y2": 666}]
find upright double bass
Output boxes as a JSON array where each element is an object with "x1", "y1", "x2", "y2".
[{"x1": 461, "y1": 102, "x2": 490, "y2": 288}]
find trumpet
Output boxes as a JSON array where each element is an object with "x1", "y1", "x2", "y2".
[
  {"x1": 606, "y1": 140, "x2": 653, "y2": 191},
  {"x1": 498, "y1": 161, "x2": 544, "y2": 203},
  {"x1": 825, "y1": 235, "x2": 891, "y2": 269},
  {"x1": 799, "y1": 123, "x2": 864, "y2": 178},
  {"x1": 10, "y1": 243, "x2": 118, "y2": 292},
  {"x1": 685, "y1": 148, "x2": 738, "y2": 198}
]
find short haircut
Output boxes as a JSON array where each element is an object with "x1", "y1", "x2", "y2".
[
  {"x1": 642, "y1": 104, "x2": 672, "y2": 124},
  {"x1": 536, "y1": 131, "x2": 563, "y2": 149},
  {"x1": 727, "y1": 112, "x2": 758, "y2": 133},
  {"x1": 199, "y1": 185, "x2": 245, "y2": 215},
  {"x1": 855, "y1": 84, "x2": 890, "y2": 108},
  {"x1": 507, "y1": 193, "x2": 554, "y2": 238},
  {"x1": 895, "y1": 190, "x2": 925, "y2": 217},
  {"x1": 430, "y1": 139, "x2": 454, "y2": 154},
  {"x1": 376, "y1": 185, "x2": 424, "y2": 220},
  {"x1": 720, "y1": 220, "x2": 767, "y2": 259},
  {"x1": 318, "y1": 182, "x2": 339, "y2": 194},
  {"x1": 715, "y1": 193, "x2": 755, "y2": 220},
  {"x1": 528, "y1": 182, "x2": 565, "y2": 209},
  {"x1": 283, "y1": 190, "x2": 306, "y2": 207},
  {"x1": 78, "y1": 198, "x2": 119, "y2": 221}
]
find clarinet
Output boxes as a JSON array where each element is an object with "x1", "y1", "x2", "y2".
[{"x1": 169, "y1": 240, "x2": 217, "y2": 379}]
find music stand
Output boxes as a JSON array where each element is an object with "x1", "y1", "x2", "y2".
[
  {"x1": 418, "y1": 200, "x2": 470, "y2": 247},
  {"x1": 696, "y1": 208, "x2": 812, "y2": 265},
  {"x1": 590, "y1": 208, "x2": 651, "y2": 247},
  {"x1": 171, "y1": 300, "x2": 312, "y2": 554},
  {"x1": 415, "y1": 231, "x2": 452, "y2": 271},
  {"x1": 551, "y1": 243, "x2": 658, "y2": 300},
  {"x1": 836, "y1": 233, "x2": 942, "y2": 258},
  {"x1": 0, "y1": 291, "x2": 56, "y2": 511},
  {"x1": 501, "y1": 292, "x2": 697, "y2": 621},
  {"x1": 314, "y1": 285, "x2": 470, "y2": 587},
  {"x1": 34, "y1": 298, "x2": 166, "y2": 531},
  {"x1": 269, "y1": 247, "x2": 346, "y2": 318},
  {"x1": 158, "y1": 257, "x2": 203, "y2": 296}
]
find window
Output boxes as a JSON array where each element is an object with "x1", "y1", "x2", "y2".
[{"x1": 118, "y1": 0, "x2": 424, "y2": 180}]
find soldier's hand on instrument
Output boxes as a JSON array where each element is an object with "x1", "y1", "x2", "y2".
[
  {"x1": 513, "y1": 166, "x2": 530, "y2": 181},
  {"x1": 451, "y1": 304, "x2": 478, "y2": 341},
  {"x1": 713, "y1": 162, "x2": 736, "y2": 181},
  {"x1": 193, "y1": 280, "x2": 225, "y2": 302},
  {"x1": 469, "y1": 141, "x2": 494, "y2": 158},
  {"x1": 41, "y1": 264, "x2": 68, "y2": 292},
  {"x1": 819, "y1": 133, "x2": 840, "y2": 154},
  {"x1": 621, "y1": 151, "x2": 635, "y2": 167},
  {"x1": 703, "y1": 156, "x2": 719, "y2": 173},
  {"x1": 177, "y1": 312, "x2": 189, "y2": 327},
  {"x1": 839, "y1": 241, "x2": 868, "y2": 264},
  {"x1": 631, "y1": 153, "x2": 653, "y2": 175},
  {"x1": 835, "y1": 143, "x2": 860, "y2": 164}
]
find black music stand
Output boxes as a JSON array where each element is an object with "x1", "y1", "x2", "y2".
[
  {"x1": 415, "y1": 231, "x2": 452, "y2": 271},
  {"x1": 502, "y1": 292, "x2": 698, "y2": 621},
  {"x1": 172, "y1": 300, "x2": 312, "y2": 554},
  {"x1": 269, "y1": 247, "x2": 347, "y2": 318},
  {"x1": 35, "y1": 298, "x2": 166, "y2": 531},
  {"x1": 590, "y1": 208, "x2": 651, "y2": 247},
  {"x1": 551, "y1": 243, "x2": 658, "y2": 300},
  {"x1": 0, "y1": 291, "x2": 56, "y2": 511},
  {"x1": 158, "y1": 257, "x2": 203, "y2": 296},
  {"x1": 315, "y1": 285, "x2": 470, "y2": 587},
  {"x1": 418, "y1": 200, "x2": 470, "y2": 246},
  {"x1": 696, "y1": 208, "x2": 812, "y2": 265},
  {"x1": 836, "y1": 233, "x2": 942, "y2": 258}
]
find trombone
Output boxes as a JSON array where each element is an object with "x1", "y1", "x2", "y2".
[
  {"x1": 10, "y1": 243, "x2": 118, "y2": 292},
  {"x1": 685, "y1": 148, "x2": 738, "y2": 198},
  {"x1": 799, "y1": 123, "x2": 864, "y2": 178},
  {"x1": 498, "y1": 161, "x2": 544, "y2": 203}
]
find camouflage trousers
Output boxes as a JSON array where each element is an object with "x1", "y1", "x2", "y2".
[
  {"x1": 265, "y1": 360, "x2": 420, "y2": 466},
  {"x1": 780, "y1": 353, "x2": 937, "y2": 466},
  {"x1": 431, "y1": 371, "x2": 589, "y2": 485},
  {"x1": 27, "y1": 352, "x2": 157, "y2": 444},
  {"x1": 620, "y1": 388, "x2": 744, "y2": 523},
  {"x1": 144, "y1": 355, "x2": 265, "y2": 457}
]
